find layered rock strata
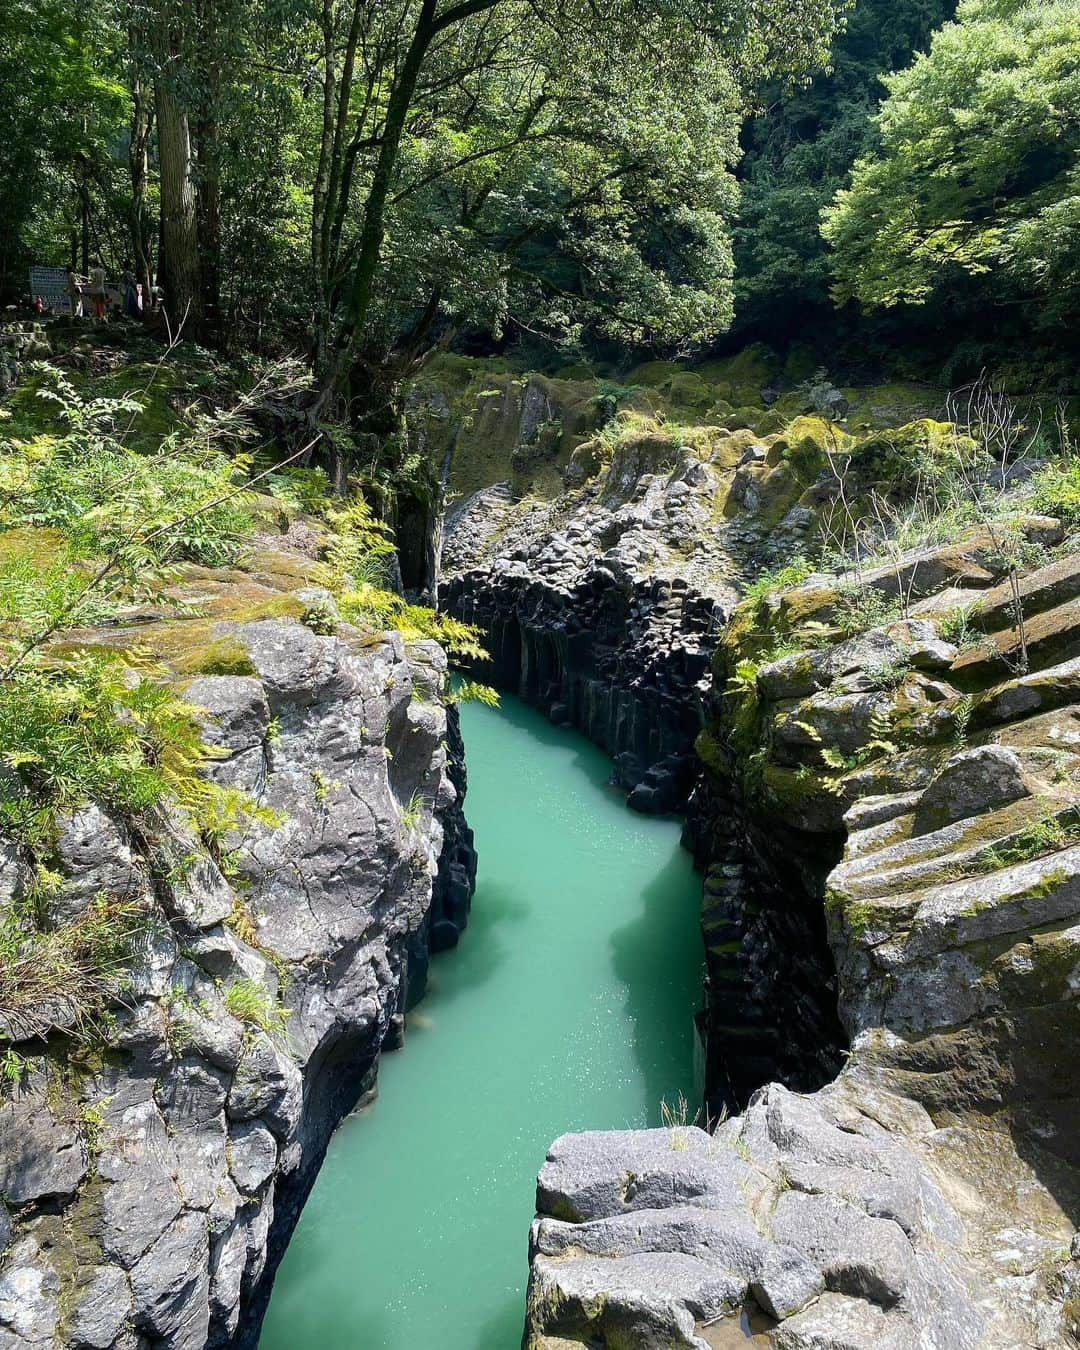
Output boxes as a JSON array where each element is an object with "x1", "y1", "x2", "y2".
[
  {"x1": 524, "y1": 526, "x2": 1080, "y2": 1348},
  {"x1": 0, "y1": 620, "x2": 474, "y2": 1350}
]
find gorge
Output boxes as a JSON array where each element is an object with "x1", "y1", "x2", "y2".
[
  {"x1": 260, "y1": 692, "x2": 702, "y2": 1349},
  {"x1": 0, "y1": 335, "x2": 1078, "y2": 1350},
  {"x1": 2, "y1": 0, "x2": 1080, "y2": 1342}
]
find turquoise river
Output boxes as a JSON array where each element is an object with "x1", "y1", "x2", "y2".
[{"x1": 260, "y1": 691, "x2": 703, "y2": 1349}]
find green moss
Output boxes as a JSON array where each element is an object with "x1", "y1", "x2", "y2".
[
  {"x1": 180, "y1": 635, "x2": 256, "y2": 676},
  {"x1": 847, "y1": 419, "x2": 975, "y2": 485},
  {"x1": 694, "y1": 728, "x2": 727, "y2": 776},
  {"x1": 775, "y1": 415, "x2": 852, "y2": 479}
]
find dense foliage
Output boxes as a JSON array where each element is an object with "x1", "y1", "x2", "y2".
[
  {"x1": 733, "y1": 0, "x2": 955, "y2": 339},
  {"x1": 823, "y1": 0, "x2": 1080, "y2": 333},
  {"x1": 0, "y1": 0, "x2": 845, "y2": 395}
]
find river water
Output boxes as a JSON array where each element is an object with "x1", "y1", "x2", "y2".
[{"x1": 260, "y1": 691, "x2": 703, "y2": 1349}]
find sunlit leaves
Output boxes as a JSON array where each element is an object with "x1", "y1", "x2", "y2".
[{"x1": 822, "y1": 0, "x2": 1080, "y2": 313}]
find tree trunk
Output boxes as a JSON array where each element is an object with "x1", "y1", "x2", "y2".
[
  {"x1": 128, "y1": 34, "x2": 155, "y2": 304},
  {"x1": 195, "y1": 0, "x2": 222, "y2": 341},
  {"x1": 152, "y1": 0, "x2": 202, "y2": 334},
  {"x1": 324, "y1": 0, "x2": 439, "y2": 404}
]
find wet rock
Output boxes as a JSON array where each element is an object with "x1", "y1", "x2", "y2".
[
  {"x1": 227, "y1": 1121, "x2": 278, "y2": 1194},
  {"x1": 185, "y1": 675, "x2": 270, "y2": 752},
  {"x1": 129, "y1": 1211, "x2": 211, "y2": 1344},
  {"x1": 0, "y1": 1241, "x2": 60, "y2": 1346},
  {"x1": 0, "y1": 614, "x2": 475, "y2": 1350},
  {"x1": 0, "y1": 1089, "x2": 85, "y2": 1204},
  {"x1": 49, "y1": 804, "x2": 142, "y2": 925}
]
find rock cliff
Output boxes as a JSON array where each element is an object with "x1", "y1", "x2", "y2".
[
  {"x1": 0, "y1": 613, "x2": 474, "y2": 1349},
  {"x1": 415, "y1": 356, "x2": 1080, "y2": 1348}
]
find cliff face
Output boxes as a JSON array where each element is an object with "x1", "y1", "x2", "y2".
[
  {"x1": 524, "y1": 525, "x2": 1080, "y2": 1348},
  {"x1": 418, "y1": 356, "x2": 1080, "y2": 1347},
  {"x1": 0, "y1": 620, "x2": 475, "y2": 1350},
  {"x1": 440, "y1": 485, "x2": 721, "y2": 810}
]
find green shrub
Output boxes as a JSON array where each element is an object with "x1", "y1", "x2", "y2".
[
  {"x1": 223, "y1": 977, "x2": 289, "y2": 1038},
  {"x1": 2, "y1": 368, "x2": 256, "y2": 568},
  {"x1": 0, "y1": 651, "x2": 262, "y2": 853},
  {"x1": 1030, "y1": 455, "x2": 1080, "y2": 529},
  {"x1": 448, "y1": 680, "x2": 500, "y2": 708}
]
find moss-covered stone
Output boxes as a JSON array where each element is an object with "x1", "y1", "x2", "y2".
[{"x1": 177, "y1": 634, "x2": 256, "y2": 676}]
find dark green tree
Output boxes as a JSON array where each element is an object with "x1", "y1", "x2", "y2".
[
  {"x1": 823, "y1": 0, "x2": 1080, "y2": 333},
  {"x1": 732, "y1": 0, "x2": 954, "y2": 339}
]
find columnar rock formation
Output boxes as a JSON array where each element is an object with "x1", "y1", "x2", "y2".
[
  {"x1": 0, "y1": 614, "x2": 475, "y2": 1349},
  {"x1": 421, "y1": 356, "x2": 1080, "y2": 1348}
]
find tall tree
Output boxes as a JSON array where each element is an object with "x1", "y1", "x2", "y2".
[
  {"x1": 822, "y1": 0, "x2": 1080, "y2": 329},
  {"x1": 305, "y1": 0, "x2": 847, "y2": 431},
  {"x1": 733, "y1": 0, "x2": 955, "y2": 340},
  {"x1": 128, "y1": 13, "x2": 156, "y2": 304},
  {"x1": 150, "y1": 0, "x2": 202, "y2": 331}
]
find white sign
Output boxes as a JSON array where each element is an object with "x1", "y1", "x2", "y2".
[{"x1": 29, "y1": 266, "x2": 74, "y2": 313}]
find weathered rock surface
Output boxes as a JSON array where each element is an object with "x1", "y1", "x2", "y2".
[
  {"x1": 526, "y1": 1081, "x2": 991, "y2": 1349},
  {"x1": 442, "y1": 360, "x2": 1080, "y2": 1350},
  {"x1": 440, "y1": 437, "x2": 737, "y2": 809},
  {"x1": 0, "y1": 620, "x2": 475, "y2": 1349}
]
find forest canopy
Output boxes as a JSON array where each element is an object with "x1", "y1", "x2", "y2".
[
  {"x1": 2, "y1": 0, "x2": 1077, "y2": 416},
  {"x1": 0, "y1": 0, "x2": 845, "y2": 403},
  {"x1": 822, "y1": 0, "x2": 1080, "y2": 324}
]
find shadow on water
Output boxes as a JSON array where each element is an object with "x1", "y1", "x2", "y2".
[
  {"x1": 474, "y1": 1299, "x2": 528, "y2": 1350},
  {"x1": 259, "y1": 692, "x2": 702, "y2": 1350},
  {"x1": 609, "y1": 843, "x2": 703, "y2": 1121},
  {"x1": 436, "y1": 880, "x2": 531, "y2": 996}
]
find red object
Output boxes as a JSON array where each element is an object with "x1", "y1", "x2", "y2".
[
  {"x1": 34, "y1": 295, "x2": 45, "y2": 313},
  {"x1": 92, "y1": 295, "x2": 105, "y2": 319}
]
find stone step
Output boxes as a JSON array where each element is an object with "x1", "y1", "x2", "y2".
[
  {"x1": 951, "y1": 599, "x2": 1080, "y2": 684},
  {"x1": 969, "y1": 553, "x2": 1080, "y2": 632},
  {"x1": 972, "y1": 656, "x2": 1080, "y2": 730}
]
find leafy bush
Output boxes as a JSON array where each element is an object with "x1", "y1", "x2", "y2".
[
  {"x1": 1030, "y1": 455, "x2": 1080, "y2": 530},
  {"x1": 449, "y1": 680, "x2": 500, "y2": 708},
  {"x1": 1, "y1": 368, "x2": 255, "y2": 568},
  {"x1": 0, "y1": 651, "x2": 257, "y2": 853}
]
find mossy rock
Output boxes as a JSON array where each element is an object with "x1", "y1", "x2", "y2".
[
  {"x1": 564, "y1": 436, "x2": 608, "y2": 486},
  {"x1": 431, "y1": 368, "x2": 605, "y2": 500},
  {"x1": 847, "y1": 419, "x2": 974, "y2": 485},
  {"x1": 774, "y1": 415, "x2": 852, "y2": 480},
  {"x1": 625, "y1": 359, "x2": 688, "y2": 388},
  {"x1": 695, "y1": 344, "x2": 780, "y2": 394},
  {"x1": 551, "y1": 361, "x2": 597, "y2": 382},
  {"x1": 695, "y1": 728, "x2": 727, "y2": 776},
  {"x1": 600, "y1": 425, "x2": 681, "y2": 505},
  {"x1": 0, "y1": 524, "x2": 69, "y2": 568},
  {"x1": 175, "y1": 634, "x2": 256, "y2": 677},
  {"x1": 760, "y1": 764, "x2": 845, "y2": 832},
  {"x1": 843, "y1": 383, "x2": 946, "y2": 431},
  {"x1": 716, "y1": 406, "x2": 766, "y2": 435}
]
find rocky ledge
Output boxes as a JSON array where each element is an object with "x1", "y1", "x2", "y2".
[
  {"x1": 524, "y1": 522, "x2": 1080, "y2": 1348},
  {"x1": 0, "y1": 617, "x2": 474, "y2": 1349}
]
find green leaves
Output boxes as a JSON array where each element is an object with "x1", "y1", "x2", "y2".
[{"x1": 823, "y1": 0, "x2": 1080, "y2": 314}]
